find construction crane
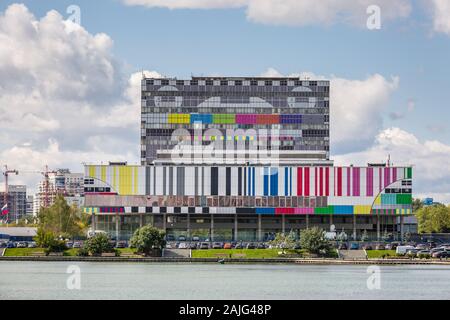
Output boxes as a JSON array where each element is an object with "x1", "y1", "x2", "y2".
[
  {"x1": 2, "y1": 165, "x2": 59, "y2": 222},
  {"x1": 2, "y1": 165, "x2": 19, "y2": 224}
]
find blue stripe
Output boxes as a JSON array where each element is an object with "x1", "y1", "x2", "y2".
[
  {"x1": 284, "y1": 167, "x2": 288, "y2": 196},
  {"x1": 290, "y1": 167, "x2": 293, "y2": 196},
  {"x1": 252, "y1": 167, "x2": 256, "y2": 196},
  {"x1": 270, "y1": 168, "x2": 278, "y2": 196}
]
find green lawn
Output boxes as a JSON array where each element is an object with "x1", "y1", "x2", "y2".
[
  {"x1": 3, "y1": 248, "x2": 46, "y2": 257},
  {"x1": 192, "y1": 249, "x2": 305, "y2": 259},
  {"x1": 4, "y1": 248, "x2": 137, "y2": 257},
  {"x1": 366, "y1": 250, "x2": 396, "y2": 259}
]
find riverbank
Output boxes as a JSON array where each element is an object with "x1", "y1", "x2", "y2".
[{"x1": 2, "y1": 255, "x2": 450, "y2": 265}]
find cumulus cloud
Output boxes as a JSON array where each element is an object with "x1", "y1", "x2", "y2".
[
  {"x1": 0, "y1": 4, "x2": 153, "y2": 192},
  {"x1": 334, "y1": 128, "x2": 450, "y2": 204},
  {"x1": 123, "y1": 0, "x2": 412, "y2": 27},
  {"x1": 430, "y1": 0, "x2": 450, "y2": 35}
]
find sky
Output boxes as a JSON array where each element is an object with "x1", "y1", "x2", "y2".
[{"x1": 0, "y1": 0, "x2": 449, "y2": 202}]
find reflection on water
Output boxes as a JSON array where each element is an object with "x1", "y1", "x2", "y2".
[{"x1": 0, "y1": 262, "x2": 449, "y2": 300}]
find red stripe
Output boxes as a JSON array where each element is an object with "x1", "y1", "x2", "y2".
[
  {"x1": 337, "y1": 167, "x2": 342, "y2": 196},
  {"x1": 319, "y1": 168, "x2": 323, "y2": 196},
  {"x1": 297, "y1": 167, "x2": 303, "y2": 196},
  {"x1": 325, "y1": 167, "x2": 330, "y2": 197},
  {"x1": 304, "y1": 167, "x2": 310, "y2": 196},
  {"x1": 315, "y1": 168, "x2": 318, "y2": 196}
]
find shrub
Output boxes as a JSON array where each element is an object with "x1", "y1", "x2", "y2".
[
  {"x1": 130, "y1": 225, "x2": 166, "y2": 256},
  {"x1": 77, "y1": 247, "x2": 90, "y2": 257},
  {"x1": 300, "y1": 227, "x2": 331, "y2": 255},
  {"x1": 84, "y1": 233, "x2": 112, "y2": 256}
]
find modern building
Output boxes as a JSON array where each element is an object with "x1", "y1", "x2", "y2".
[
  {"x1": 0, "y1": 185, "x2": 27, "y2": 222},
  {"x1": 33, "y1": 169, "x2": 84, "y2": 216},
  {"x1": 81, "y1": 76, "x2": 413, "y2": 242},
  {"x1": 141, "y1": 77, "x2": 330, "y2": 165},
  {"x1": 0, "y1": 227, "x2": 37, "y2": 242}
]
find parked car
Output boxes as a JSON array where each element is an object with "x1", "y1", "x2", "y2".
[
  {"x1": 115, "y1": 241, "x2": 127, "y2": 248},
  {"x1": 6, "y1": 242, "x2": 16, "y2": 248},
  {"x1": 199, "y1": 242, "x2": 210, "y2": 250},
  {"x1": 189, "y1": 243, "x2": 197, "y2": 249},
  {"x1": 165, "y1": 243, "x2": 173, "y2": 249},
  {"x1": 363, "y1": 245, "x2": 373, "y2": 250},
  {"x1": 338, "y1": 243, "x2": 348, "y2": 250},
  {"x1": 178, "y1": 236, "x2": 187, "y2": 242},
  {"x1": 396, "y1": 245, "x2": 415, "y2": 255},
  {"x1": 375, "y1": 244, "x2": 385, "y2": 250},
  {"x1": 73, "y1": 241, "x2": 83, "y2": 248},
  {"x1": 258, "y1": 243, "x2": 268, "y2": 249},
  {"x1": 178, "y1": 242, "x2": 188, "y2": 249},
  {"x1": 406, "y1": 248, "x2": 419, "y2": 256},
  {"x1": 246, "y1": 243, "x2": 256, "y2": 249},
  {"x1": 235, "y1": 242, "x2": 244, "y2": 249},
  {"x1": 223, "y1": 243, "x2": 232, "y2": 249},
  {"x1": 416, "y1": 244, "x2": 428, "y2": 250},
  {"x1": 350, "y1": 243, "x2": 360, "y2": 250},
  {"x1": 27, "y1": 241, "x2": 37, "y2": 248},
  {"x1": 0, "y1": 241, "x2": 7, "y2": 248},
  {"x1": 16, "y1": 241, "x2": 28, "y2": 248},
  {"x1": 433, "y1": 251, "x2": 450, "y2": 259},
  {"x1": 166, "y1": 235, "x2": 175, "y2": 241},
  {"x1": 192, "y1": 236, "x2": 200, "y2": 242},
  {"x1": 212, "y1": 242, "x2": 223, "y2": 249},
  {"x1": 416, "y1": 250, "x2": 431, "y2": 257}
]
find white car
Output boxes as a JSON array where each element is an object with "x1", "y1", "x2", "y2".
[
  {"x1": 178, "y1": 243, "x2": 188, "y2": 249},
  {"x1": 396, "y1": 245, "x2": 415, "y2": 255}
]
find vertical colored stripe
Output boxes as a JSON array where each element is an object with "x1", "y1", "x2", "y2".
[
  {"x1": 270, "y1": 168, "x2": 278, "y2": 196},
  {"x1": 337, "y1": 167, "x2": 342, "y2": 197},
  {"x1": 297, "y1": 167, "x2": 303, "y2": 196},
  {"x1": 315, "y1": 167, "x2": 318, "y2": 196},
  {"x1": 367, "y1": 168, "x2": 373, "y2": 197},
  {"x1": 290, "y1": 168, "x2": 293, "y2": 196},
  {"x1": 347, "y1": 167, "x2": 351, "y2": 196},
  {"x1": 284, "y1": 167, "x2": 289, "y2": 196},
  {"x1": 319, "y1": 168, "x2": 323, "y2": 196},
  {"x1": 252, "y1": 167, "x2": 256, "y2": 196},
  {"x1": 325, "y1": 167, "x2": 330, "y2": 197},
  {"x1": 304, "y1": 167, "x2": 310, "y2": 196}
]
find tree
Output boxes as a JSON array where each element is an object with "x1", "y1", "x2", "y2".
[
  {"x1": 130, "y1": 225, "x2": 166, "y2": 256},
  {"x1": 300, "y1": 227, "x2": 331, "y2": 255},
  {"x1": 416, "y1": 204, "x2": 450, "y2": 233},
  {"x1": 413, "y1": 198, "x2": 424, "y2": 212},
  {"x1": 38, "y1": 195, "x2": 89, "y2": 239},
  {"x1": 269, "y1": 231, "x2": 297, "y2": 253},
  {"x1": 84, "y1": 233, "x2": 112, "y2": 256},
  {"x1": 34, "y1": 228, "x2": 67, "y2": 255}
]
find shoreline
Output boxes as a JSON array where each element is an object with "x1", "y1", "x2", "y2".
[{"x1": 1, "y1": 256, "x2": 450, "y2": 266}]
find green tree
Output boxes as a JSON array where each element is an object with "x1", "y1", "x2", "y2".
[
  {"x1": 413, "y1": 198, "x2": 424, "y2": 212},
  {"x1": 269, "y1": 231, "x2": 297, "y2": 253},
  {"x1": 84, "y1": 233, "x2": 112, "y2": 256},
  {"x1": 38, "y1": 195, "x2": 89, "y2": 239},
  {"x1": 300, "y1": 227, "x2": 331, "y2": 255},
  {"x1": 34, "y1": 227, "x2": 67, "y2": 255},
  {"x1": 130, "y1": 225, "x2": 166, "y2": 256},
  {"x1": 416, "y1": 204, "x2": 450, "y2": 233}
]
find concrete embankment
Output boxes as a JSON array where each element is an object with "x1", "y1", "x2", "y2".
[{"x1": 1, "y1": 256, "x2": 450, "y2": 266}]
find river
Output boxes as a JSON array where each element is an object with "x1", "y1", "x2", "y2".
[{"x1": 0, "y1": 261, "x2": 449, "y2": 300}]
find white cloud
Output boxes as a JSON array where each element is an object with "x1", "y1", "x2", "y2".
[
  {"x1": 261, "y1": 68, "x2": 400, "y2": 154},
  {"x1": 334, "y1": 127, "x2": 450, "y2": 204},
  {"x1": 123, "y1": 0, "x2": 412, "y2": 27},
  {"x1": 0, "y1": 4, "x2": 153, "y2": 193},
  {"x1": 430, "y1": 0, "x2": 450, "y2": 35},
  {"x1": 123, "y1": 0, "x2": 248, "y2": 9}
]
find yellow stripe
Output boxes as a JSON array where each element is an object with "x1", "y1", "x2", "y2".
[
  {"x1": 101, "y1": 166, "x2": 106, "y2": 182},
  {"x1": 89, "y1": 166, "x2": 96, "y2": 179}
]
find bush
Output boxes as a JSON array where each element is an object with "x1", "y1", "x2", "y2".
[
  {"x1": 300, "y1": 227, "x2": 331, "y2": 255},
  {"x1": 418, "y1": 253, "x2": 431, "y2": 259},
  {"x1": 77, "y1": 247, "x2": 90, "y2": 257},
  {"x1": 84, "y1": 233, "x2": 112, "y2": 256},
  {"x1": 130, "y1": 225, "x2": 166, "y2": 256}
]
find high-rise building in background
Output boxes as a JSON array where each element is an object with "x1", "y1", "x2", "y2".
[
  {"x1": 0, "y1": 185, "x2": 27, "y2": 221},
  {"x1": 26, "y1": 195, "x2": 34, "y2": 216},
  {"x1": 82, "y1": 76, "x2": 413, "y2": 242},
  {"x1": 33, "y1": 169, "x2": 84, "y2": 216}
]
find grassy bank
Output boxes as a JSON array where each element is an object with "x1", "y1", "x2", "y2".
[
  {"x1": 4, "y1": 248, "x2": 136, "y2": 257},
  {"x1": 191, "y1": 249, "x2": 306, "y2": 259},
  {"x1": 366, "y1": 250, "x2": 397, "y2": 259}
]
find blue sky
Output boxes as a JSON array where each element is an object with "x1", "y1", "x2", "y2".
[{"x1": 0, "y1": 0, "x2": 449, "y2": 201}]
